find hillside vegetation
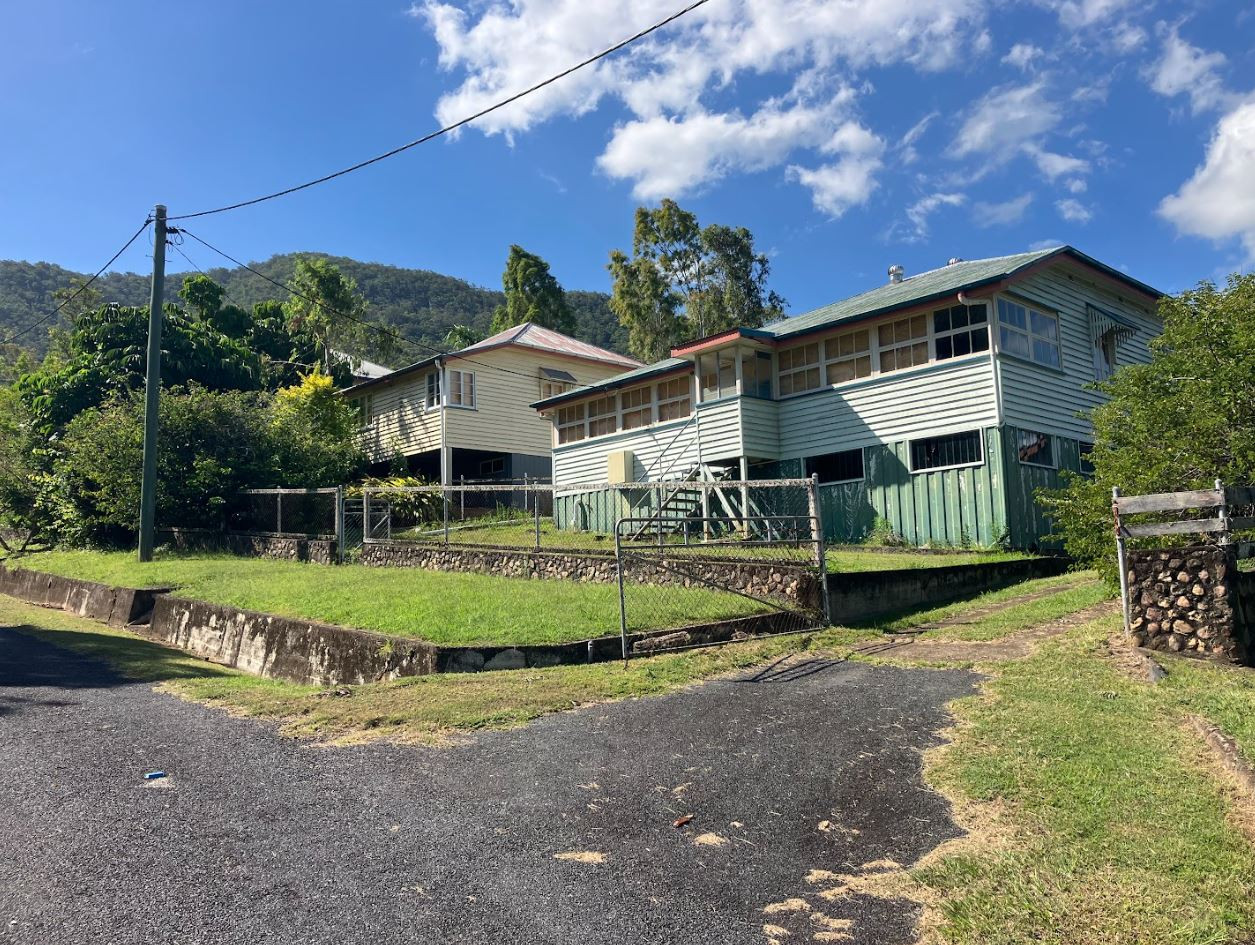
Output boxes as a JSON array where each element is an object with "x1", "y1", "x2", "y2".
[{"x1": 0, "y1": 254, "x2": 626, "y2": 359}]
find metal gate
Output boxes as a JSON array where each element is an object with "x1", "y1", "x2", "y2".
[{"x1": 613, "y1": 496, "x2": 829, "y2": 660}]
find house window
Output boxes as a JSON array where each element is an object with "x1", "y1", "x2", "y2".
[
  {"x1": 878, "y1": 315, "x2": 929, "y2": 374},
  {"x1": 933, "y1": 304, "x2": 989, "y2": 361},
  {"x1": 909, "y1": 430, "x2": 983, "y2": 472},
  {"x1": 540, "y1": 367, "x2": 576, "y2": 400},
  {"x1": 657, "y1": 377, "x2": 692, "y2": 421},
  {"x1": 1079, "y1": 441, "x2": 1096, "y2": 476},
  {"x1": 479, "y1": 457, "x2": 506, "y2": 476},
  {"x1": 778, "y1": 342, "x2": 822, "y2": 396},
  {"x1": 587, "y1": 395, "x2": 617, "y2": 437},
  {"x1": 354, "y1": 394, "x2": 374, "y2": 426},
  {"x1": 448, "y1": 369, "x2": 475, "y2": 408},
  {"x1": 1016, "y1": 429, "x2": 1055, "y2": 468},
  {"x1": 424, "y1": 372, "x2": 440, "y2": 409},
  {"x1": 743, "y1": 351, "x2": 773, "y2": 398},
  {"x1": 824, "y1": 328, "x2": 872, "y2": 384},
  {"x1": 699, "y1": 351, "x2": 737, "y2": 401},
  {"x1": 621, "y1": 386, "x2": 652, "y2": 430},
  {"x1": 1093, "y1": 330, "x2": 1119, "y2": 380},
  {"x1": 997, "y1": 299, "x2": 1061, "y2": 368},
  {"x1": 1087, "y1": 304, "x2": 1135, "y2": 381},
  {"x1": 804, "y1": 448, "x2": 865, "y2": 484},
  {"x1": 556, "y1": 403, "x2": 586, "y2": 444}
]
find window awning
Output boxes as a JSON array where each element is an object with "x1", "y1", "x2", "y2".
[
  {"x1": 540, "y1": 367, "x2": 577, "y2": 382},
  {"x1": 1087, "y1": 304, "x2": 1138, "y2": 344}
]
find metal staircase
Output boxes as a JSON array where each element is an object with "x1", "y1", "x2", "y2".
[{"x1": 628, "y1": 464, "x2": 765, "y2": 541}]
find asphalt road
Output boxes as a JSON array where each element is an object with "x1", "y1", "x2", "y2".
[{"x1": 0, "y1": 628, "x2": 977, "y2": 945}]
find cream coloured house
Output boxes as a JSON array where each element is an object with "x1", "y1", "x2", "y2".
[{"x1": 344, "y1": 323, "x2": 639, "y2": 483}]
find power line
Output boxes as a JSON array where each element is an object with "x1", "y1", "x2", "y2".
[
  {"x1": 176, "y1": 226, "x2": 582, "y2": 387},
  {"x1": 1, "y1": 218, "x2": 153, "y2": 345},
  {"x1": 169, "y1": 0, "x2": 712, "y2": 221}
]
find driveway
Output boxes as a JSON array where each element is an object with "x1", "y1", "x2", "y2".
[{"x1": 0, "y1": 628, "x2": 976, "y2": 945}]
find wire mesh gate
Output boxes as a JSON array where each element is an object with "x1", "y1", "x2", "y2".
[{"x1": 613, "y1": 478, "x2": 830, "y2": 659}]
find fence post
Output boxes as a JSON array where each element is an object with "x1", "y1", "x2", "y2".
[
  {"x1": 362, "y1": 488, "x2": 371, "y2": 544},
  {"x1": 459, "y1": 475, "x2": 465, "y2": 521},
  {"x1": 1112, "y1": 486, "x2": 1131, "y2": 636},
  {"x1": 808, "y1": 474, "x2": 831, "y2": 625},
  {"x1": 443, "y1": 485, "x2": 450, "y2": 545},
  {"x1": 335, "y1": 485, "x2": 345, "y2": 564},
  {"x1": 276, "y1": 491, "x2": 283, "y2": 536},
  {"x1": 534, "y1": 481, "x2": 542, "y2": 552},
  {"x1": 1217, "y1": 478, "x2": 1231, "y2": 546},
  {"x1": 615, "y1": 524, "x2": 629, "y2": 664}
]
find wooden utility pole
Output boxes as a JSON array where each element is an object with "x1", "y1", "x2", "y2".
[{"x1": 137, "y1": 205, "x2": 167, "y2": 562}]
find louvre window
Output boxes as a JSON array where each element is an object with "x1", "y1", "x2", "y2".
[
  {"x1": 878, "y1": 315, "x2": 929, "y2": 373},
  {"x1": 933, "y1": 304, "x2": 990, "y2": 361},
  {"x1": 824, "y1": 329, "x2": 872, "y2": 384},
  {"x1": 804, "y1": 448, "x2": 865, "y2": 484},
  {"x1": 1016, "y1": 429, "x2": 1055, "y2": 468},
  {"x1": 909, "y1": 430, "x2": 983, "y2": 472},
  {"x1": 998, "y1": 299, "x2": 1061, "y2": 368},
  {"x1": 778, "y1": 342, "x2": 822, "y2": 395}
]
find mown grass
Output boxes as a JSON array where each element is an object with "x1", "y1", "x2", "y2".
[
  {"x1": 12, "y1": 549, "x2": 772, "y2": 646},
  {"x1": 910, "y1": 612, "x2": 1255, "y2": 944}
]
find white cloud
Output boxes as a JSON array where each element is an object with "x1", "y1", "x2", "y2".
[
  {"x1": 1110, "y1": 21, "x2": 1147, "y2": 53},
  {"x1": 1147, "y1": 27, "x2": 1234, "y2": 115},
  {"x1": 415, "y1": 0, "x2": 989, "y2": 202},
  {"x1": 1056, "y1": 198, "x2": 1093, "y2": 223},
  {"x1": 1002, "y1": 43, "x2": 1044, "y2": 71},
  {"x1": 1065, "y1": 178, "x2": 1087, "y2": 194},
  {"x1": 955, "y1": 82, "x2": 1061, "y2": 157},
  {"x1": 788, "y1": 123, "x2": 886, "y2": 218},
  {"x1": 1159, "y1": 100, "x2": 1255, "y2": 257},
  {"x1": 973, "y1": 193, "x2": 1033, "y2": 226},
  {"x1": 902, "y1": 192, "x2": 966, "y2": 240},
  {"x1": 1025, "y1": 145, "x2": 1091, "y2": 180},
  {"x1": 1043, "y1": 0, "x2": 1138, "y2": 29},
  {"x1": 899, "y1": 110, "x2": 939, "y2": 165},
  {"x1": 1029, "y1": 238, "x2": 1065, "y2": 250}
]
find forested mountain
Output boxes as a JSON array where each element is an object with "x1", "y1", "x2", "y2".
[{"x1": 0, "y1": 254, "x2": 627, "y2": 362}]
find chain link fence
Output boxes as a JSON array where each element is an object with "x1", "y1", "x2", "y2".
[{"x1": 225, "y1": 488, "x2": 341, "y2": 540}]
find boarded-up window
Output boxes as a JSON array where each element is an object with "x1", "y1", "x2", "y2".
[
  {"x1": 1016, "y1": 429, "x2": 1055, "y2": 467},
  {"x1": 933, "y1": 304, "x2": 989, "y2": 361},
  {"x1": 824, "y1": 329, "x2": 872, "y2": 384},
  {"x1": 588, "y1": 395, "x2": 617, "y2": 437},
  {"x1": 621, "y1": 385, "x2": 652, "y2": 430},
  {"x1": 909, "y1": 430, "x2": 983, "y2": 472},
  {"x1": 778, "y1": 342, "x2": 821, "y2": 396},
  {"x1": 557, "y1": 403, "x2": 586, "y2": 444},
  {"x1": 878, "y1": 315, "x2": 929, "y2": 373},
  {"x1": 657, "y1": 377, "x2": 692, "y2": 421},
  {"x1": 804, "y1": 448, "x2": 864, "y2": 484}
]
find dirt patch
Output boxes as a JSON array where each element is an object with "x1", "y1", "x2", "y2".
[
  {"x1": 1186, "y1": 716, "x2": 1255, "y2": 845},
  {"x1": 874, "y1": 600, "x2": 1118, "y2": 664},
  {"x1": 553, "y1": 850, "x2": 606, "y2": 864}
]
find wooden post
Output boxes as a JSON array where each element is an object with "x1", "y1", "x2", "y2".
[
  {"x1": 1216, "y1": 478, "x2": 1231, "y2": 546},
  {"x1": 1113, "y1": 486, "x2": 1131, "y2": 636},
  {"x1": 808, "y1": 474, "x2": 831, "y2": 625}
]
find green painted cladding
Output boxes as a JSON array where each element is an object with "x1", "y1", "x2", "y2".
[{"x1": 999, "y1": 424, "x2": 1085, "y2": 550}]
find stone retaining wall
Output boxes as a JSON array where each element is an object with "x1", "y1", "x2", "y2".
[
  {"x1": 0, "y1": 564, "x2": 168, "y2": 628},
  {"x1": 1126, "y1": 545, "x2": 1250, "y2": 664},
  {"x1": 359, "y1": 541, "x2": 820, "y2": 607},
  {"x1": 158, "y1": 528, "x2": 336, "y2": 565}
]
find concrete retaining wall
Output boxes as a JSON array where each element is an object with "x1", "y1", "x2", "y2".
[
  {"x1": 0, "y1": 564, "x2": 168, "y2": 628},
  {"x1": 158, "y1": 528, "x2": 336, "y2": 565},
  {"x1": 825, "y1": 556, "x2": 1071, "y2": 624}
]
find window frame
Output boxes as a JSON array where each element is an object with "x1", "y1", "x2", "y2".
[
  {"x1": 996, "y1": 297, "x2": 1062, "y2": 370},
  {"x1": 932, "y1": 303, "x2": 990, "y2": 362},
  {"x1": 877, "y1": 314, "x2": 930, "y2": 375},
  {"x1": 556, "y1": 403, "x2": 586, "y2": 444},
  {"x1": 823, "y1": 328, "x2": 873, "y2": 385},
  {"x1": 1015, "y1": 428, "x2": 1056, "y2": 469},
  {"x1": 777, "y1": 341, "x2": 822, "y2": 397},
  {"x1": 540, "y1": 378, "x2": 571, "y2": 400},
  {"x1": 656, "y1": 376, "x2": 692, "y2": 422},
  {"x1": 424, "y1": 372, "x2": 441, "y2": 410},
  {"x1": 446, "y1": 369, "x2": 476, "y2": 409},
  {"x1": 620, "y1": 385, "x2": 653, "y2": 430},
  {"x1": 586, "y1": 394, "x2": 617, "y2": 438},
  {"x1": 908, "y1": 429, "x2": 985, "y2": 474},
  {"x1": 803, "y1": 447, "x2": 866, "y2": 485}
]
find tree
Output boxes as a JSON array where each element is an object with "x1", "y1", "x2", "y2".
[
  {"x1": 0, "y1": 386, "x2": 56, "y2": 552},
  {"x1": 1039, "y1": 273, "x2": 1255, "y2": 586},
  {"x1": 608, "y1": 199, "x2": 785, "y2": 362},
  {"x1": 490, "y1": 245, "x2": 574, "y2": 335},
  {"x1": 444, "y1": 324, "x2": 485, "y2": 350},
  {"x1": 283, "y1": 256, "x2": 394, "y2": 369}
]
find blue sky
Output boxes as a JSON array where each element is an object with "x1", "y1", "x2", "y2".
[{"x1": 1, "y1": 0, "x2": 1253, "y2": 317}]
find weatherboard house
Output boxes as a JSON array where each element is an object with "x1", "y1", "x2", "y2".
[
  {"x1": 532, "y1": 246, "x2": 1163, "y2": 550},
  {"x1": 344, "y1": 322, "x2": 640, "y2": 483}
]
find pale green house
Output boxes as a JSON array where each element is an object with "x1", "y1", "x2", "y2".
[{"x1": 532, "y1": 246, "x2": 1162, "y2": 550}]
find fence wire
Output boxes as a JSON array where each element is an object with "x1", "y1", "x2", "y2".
[
  {"x1": 614, "y1": 513, "x2": 827, "y2": 659},
  {"x1": 225, "y1": 488, "x2": 340, "y2": 539}
]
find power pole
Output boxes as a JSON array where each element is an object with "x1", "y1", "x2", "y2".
[{"x1": 137, "y1": 205, "x2": 167, "y2": 562}]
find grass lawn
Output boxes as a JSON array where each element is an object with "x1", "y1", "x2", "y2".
[
  {"x1": 11, "y1": 550, "x2": 767, "y2": 646},
  {"x1": 825, "y1": 548, "x2": 1030, "y2": 572},
  {"x1": 898, "y1": 611, "x2": 1255, "y2": 944}
]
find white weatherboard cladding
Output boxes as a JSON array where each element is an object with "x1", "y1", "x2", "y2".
[
  {"x1": 553, "y1": 419, "x2": 701, "y2": 482},
  {"x1": 694, "y1": 398, "x2": 742, "y2": 462},
  {"x1": 739, "y1": 397, "x2": 780, "y2": 459},
  {"x1": 359, "y1": 371, "x2": 441, "y2": 462},
  {"x1": 776, "y1": 357, "x2": 998, "y2": 459},
  {"x1": 997, "y1": 266, "x2": 1158, "y2": 440}
]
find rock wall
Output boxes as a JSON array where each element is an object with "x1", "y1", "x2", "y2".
[
  {"x1": 1126, "y1": 545, "x2": 1249, "y2": 664},
  {"x1": 158, "y1": 528, "x2": 336, "y2": 565},
  {"x1": 359, "y1": 541, "x2": 820, "y2": 608}
]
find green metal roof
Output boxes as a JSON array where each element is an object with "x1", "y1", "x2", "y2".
[{"x1": 530, "y1": 357, "x2": 691, "y2": 409}]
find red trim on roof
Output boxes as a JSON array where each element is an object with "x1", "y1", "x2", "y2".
[{"x1": 670, "y1": 328, "x2": 746, "y2": 356}]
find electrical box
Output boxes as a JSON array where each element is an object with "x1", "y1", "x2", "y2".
[{"x1": 607, "y1": 450, "x2": 635, "y2": 484}]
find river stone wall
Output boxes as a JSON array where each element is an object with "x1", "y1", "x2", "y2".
[
  {"x1": 359, "y1": 541, "x2": 820, "y2": 608},
  {"x1": 1126, "y1": 545, "x2": 1250, "y2": 664},
  {"x1": 158, "y1": 528, "x2": 336, "y2": 565}
]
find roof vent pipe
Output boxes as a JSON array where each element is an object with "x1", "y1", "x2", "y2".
[
  {"x1": 888, "y1": 264, "x2": 905, "y2": 284},
  {"x1": 948, "y1": 257, "x2": 964, "y2": 265}
]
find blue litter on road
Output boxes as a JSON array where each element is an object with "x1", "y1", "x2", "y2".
[{"x1": 143, "y1": 771, "x2": 167, "y2": 780}]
